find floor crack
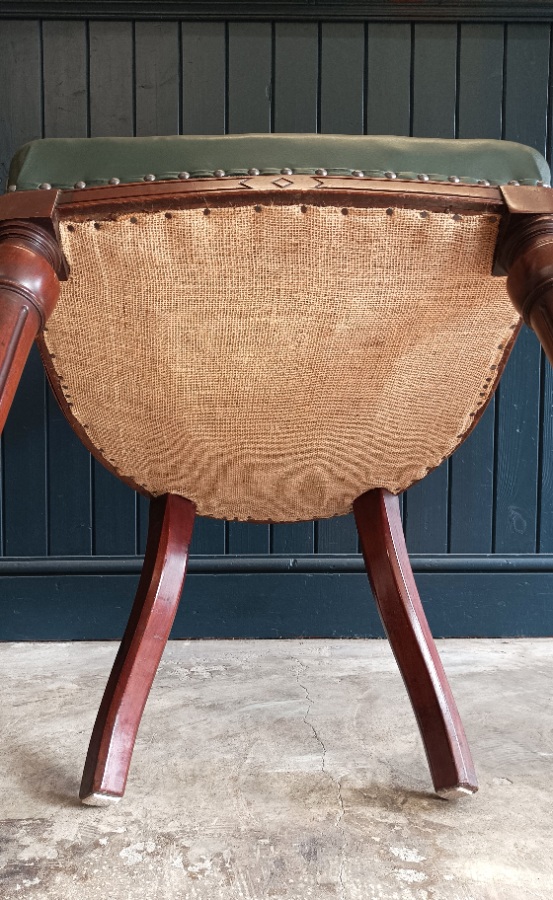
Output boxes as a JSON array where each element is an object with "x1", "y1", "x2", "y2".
[{"x1": 294, "y1": 658, "x2": 345, "y2": 829}]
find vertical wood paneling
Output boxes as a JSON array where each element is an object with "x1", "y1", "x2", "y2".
[
  {"x1": 0, "y1": 16, "x2": 552, "y2": 606},
  {"x1": 0, "y1": 21, "x2": 47, "y2": 557},
  {"x1": 88, "y1": 21, "x2": 137, "y2": 555},
  {"x1": 274, "y1": 22, "x2": 318, "y2": 133},
  {"x1": 494, "y1": 24, "x2": 550, "y2": 554},
  {"x1": 228, "y1": 22, "x2": 272, "y2": 134},
  {"x1": 317, "y1": 22, "x2": 365, "y2": 554},
  {"x1": 89, "y1": 21, "x2": 134, "y2": 137},
  {"x1": 404, "y1": 23, "x2": 457, "y2": 553},
  {"x1": 42, "y1": 20, "x2": 93, "y2": 556},
  {"x1": 320, "y1": 23, "x2": 365, "y2": 134},
  {"x1": 226, "y1": 21, "x2": 272, "y2": 553},
  {"x1": 366, "y1": 23, "x2": 411, "y2": 135},
  {"x1": 449, "y1": 24, "x2": 505, "y2": 554},
  {"x1": 181, "y1": 22, "x2": 226, "y2": 134},
  {"x1": 412, "y1": 24, "x2": 457, "y2": 138},
  {"x1": 271, "y1": 21, "x2": 318, "y2": 555},
  {"x1": 135, "y1": 21, "x2": 180, "y2": 136}
]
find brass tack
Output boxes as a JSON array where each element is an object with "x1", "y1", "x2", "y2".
[
  {"x1": 109, "y1": 177, "x2": 120, "y2": 185},
  {"x1": 67, "y1": 224, "x2": 75, "y2": 232},
  {"x1": 420, "y1": 211, "x2": 428, "y2": 218},
  {"x1": 143, "y1": 174, "x2": 156, "y2": 182},
  {"x1": 478, "y1": 179, "x2": 491, "y2": 186},
  {"x1": 281, "y1": 167, "x2": 293, "y2": 176},
  {"x1": 7, "y1": 184, "x2": 16, "y2": 192},
  {"x1": 74, "y1": 181, "x2": 86, "y2": 189},
  {"x1": 39, "y1": 182, "x2": 52, "y2": 190},
  {"x1": 386, "y1": 208, "x2": 394, "y2": 216},
  {"x1": 300, "y1": 205, "x2": 308, "y2": 213},
  {"x1": 352, "y1": 170, "x2": 364, "y2": 178},
  {"x1": 341, "y1": 208, "x2": 349, "y2": 215},
  {"x1": 130, "y1": 217, "x2": 138, "y2": 224},
  {"x1": 248, "y1": 168, "x2": 260, "y2": 176},
  {"x1": 537, "y1": 180, "x2": 544, "y2": 187},
  {"x1": 490, "y1": 364, "x2": 497, "y2": 369},
  {"x1": 418, "y1": 173, "x2": 430, "y2": 182},
  {"x1": 448, "y1": 175, "x2": 460, "y2": 184},
  {"x1": 385, "y1": 171, "x2": 397, "y2": 180},
  {"x1": 453, "y1": 213, "x2": 462, "y2": 221},
  {"x1": 214, "y1": 169, "x2": 226, "y2": 177},
  {"x1": 203, "y1": 208, "x2": 210, "y2": 215},
  {"x1": 508, "y1": 180, "x2": 520, "y2": 186},
  {"x1": 178, "y1": 171, "x2": 190, "y2": 180},
  {"x1": 315, "y1": 168, "x2": 328, "y2": 176},
  {"x1": 165, "y1": 212, "x2": 172, "y2": 219},
  {"x1": 254, "y1": 205, "x2": 262, "y2": 213},
  {"x1": 94, "y1": 222, "x2": 101, "y2": 230}
]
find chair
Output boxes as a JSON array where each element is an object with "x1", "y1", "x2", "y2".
[{"x1": 1, "y1": 133, "x2": 552, "y2": 806}]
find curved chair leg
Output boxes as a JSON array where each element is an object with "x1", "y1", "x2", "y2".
[
  {"x1": 79, "y1": 493, "x2": 195, "y2": 805},
  {"x1": 353, "y1": 489, "x2": 477, "y2": 797}
]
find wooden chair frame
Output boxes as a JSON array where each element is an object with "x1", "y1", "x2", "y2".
[{"x1": 0, "y1": 174, "x2": 551, "y2": 804}]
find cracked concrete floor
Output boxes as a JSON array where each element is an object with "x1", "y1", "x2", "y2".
[{"x1": 1, "y1": 639, "x2": 552, "y2": 899}]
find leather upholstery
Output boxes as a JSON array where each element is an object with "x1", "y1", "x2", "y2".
[{"x1": 7, "y1": 133, "x2": 550, "y2": 191}]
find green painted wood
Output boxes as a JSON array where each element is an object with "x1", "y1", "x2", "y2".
[
  {"x1": 88, "y1": 20, "x2": 137, "y2": 556},
  {"x1": 320, "y1": 23, "x2": 365, "y2": 134},
  {"x1": 449, "y1": 23, "x2": 504, "y2": 555},
  {"x1": 42, "y1": 20, "x2": 88, "y2": 139},
  {"x1": 366, "y1": 23, "x2": 411, "y2": 137},
  {"x1": 42, "y1": 19, "x2": 92, "y2": 557},
  {"x1": 135, "y1": 21, "x2": 180, "y2": 137},
  {"x1": 538, "y1": 358, "x2": 553, "y2": 551},
  {"x1": 2, "y1": 571, "x2": 553, "y2": 640},
  {"x1": 228, "y1": 22, "x2": 272, "y2": 134},
  {"x1": 1, "y1": 16, "x2": 553, "y2": 636},
  {"x1": 412, "y1": 23, "x2": 457, "y2": 139},
  {"x1": 0, "y1": 23, "x2": 46, "y2": 557},
  {"x1": 404, "y1": 22, "x2": 457, "y2": 554},
  {"x1": 3, "y1": 3, "x2": 553, "y2": 24},
  {"x1": 493, "y1": 24, "x2": 550, "y2": 554},
  {"x1": 273, "y1": 22, "x2": 318, "y2": 133},
  {"x1": 181, "y1": 21, "x2": 226, "y2": 135}
]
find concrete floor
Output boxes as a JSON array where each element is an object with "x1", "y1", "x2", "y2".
[{"x1": 0, "y1": 639, "x2": 552, "y2": 900}]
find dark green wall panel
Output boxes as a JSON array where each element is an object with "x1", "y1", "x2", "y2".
[{"x1": 1, "y1": 13, "x2": 553, "y2": 638}]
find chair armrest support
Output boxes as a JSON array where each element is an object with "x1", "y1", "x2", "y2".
[
  {"x1": 498, "y1": 213, "x2": 553, "y2": 367},
  {"x1": 0, "y1": 220, "x2": 63, "y2": 433}
]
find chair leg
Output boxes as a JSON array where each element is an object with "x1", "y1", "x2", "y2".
[
  {"x1": 79, "y1": 493, "x2": 195, "y2": 805},
  {"x1": 353, "y1": 489, "x2": 478, "y2": 797}
]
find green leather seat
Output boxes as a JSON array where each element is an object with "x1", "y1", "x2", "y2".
[{"x1": 7, "y1": 133, "x2": 550, "y2": 191}]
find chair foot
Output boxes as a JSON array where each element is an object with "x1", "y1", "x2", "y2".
[
  {"x1": 79, "y1": 493, "x2": 195, "y2": 803},
  {"x1": 353, "y1": 488, "x2": 478, "y2": 796}
]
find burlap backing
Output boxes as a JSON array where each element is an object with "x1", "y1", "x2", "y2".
[{"x1": 44, "y1": 203, "x2": 518, "y2": 521}]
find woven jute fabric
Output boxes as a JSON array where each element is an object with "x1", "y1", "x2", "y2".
[{"x1": 45, "y1": 203, "x2": 518, "y2": 522}]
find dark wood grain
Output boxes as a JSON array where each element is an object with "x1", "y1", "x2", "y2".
[
  {"x1": 79, "y1": 493, "x2": 196, "y2": 804},
  {"x1": 354, "y1": 488, "x2": 478, "y2": 796},
  {"x1": 0, "y1": 221, "x2": 62, "y2": 433}
]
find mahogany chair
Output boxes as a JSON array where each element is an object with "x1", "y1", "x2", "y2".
[{"x1": 1, "y1": 134, "x2": 552, "y2": 806}]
